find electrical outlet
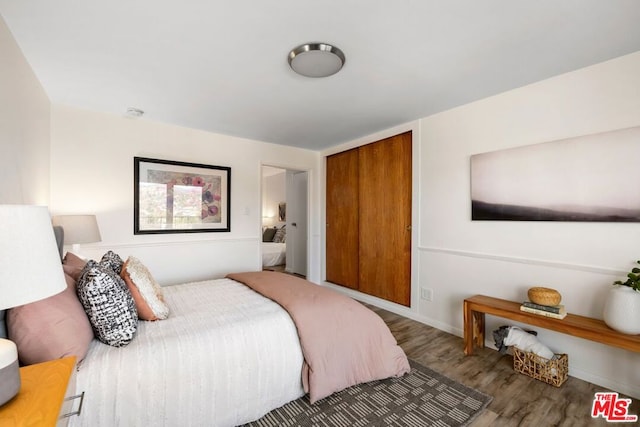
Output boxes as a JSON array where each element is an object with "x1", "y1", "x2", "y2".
[{"x1": 420, "y1": 288, "x2": 433, "y2": 301}]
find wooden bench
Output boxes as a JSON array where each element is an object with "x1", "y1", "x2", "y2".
[{"x1": 463, "y1": 295, "x2": 640, "y2": 355}]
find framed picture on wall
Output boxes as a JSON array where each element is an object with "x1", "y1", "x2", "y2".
[
  {"x1": 278, "y1": 202, "x2": 286, "y2": 222},
  {"x1": 134, "y1": 157, "x2": 231, "y2": 234},
  {"x1": 470, "y1": 126, "x2": 640, "y2": 222}
]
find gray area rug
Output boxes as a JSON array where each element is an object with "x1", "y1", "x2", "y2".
[{"x1": 243, "y1": 359, "x2": 492, "y2": 427}]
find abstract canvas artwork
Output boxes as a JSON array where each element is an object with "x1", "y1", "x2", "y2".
[{"x1": 471, "y1": 126, "x2": 640, "y2": 222}]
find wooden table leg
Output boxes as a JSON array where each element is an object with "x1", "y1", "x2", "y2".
[
  {"x1": 464, "y1": 300, "x2": 485, "y2": 355},
  {"x1": 463, "y1": 300, "x2": 473, "y2": 355},
  {"x1": 473, "y1": 310, "x2": 485, "y2": 350}
]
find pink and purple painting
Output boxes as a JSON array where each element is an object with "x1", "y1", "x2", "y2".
[{"x1": 135, "y1": 157, "x2": 231, "y2": 233}]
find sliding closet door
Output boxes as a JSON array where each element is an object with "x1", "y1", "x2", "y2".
[
  {"x1": 358, "y1": 132, "x2": 412, "y2": 306},
  {"x1": 326, "y1": 148, "x2": 359, "y2": 289}
]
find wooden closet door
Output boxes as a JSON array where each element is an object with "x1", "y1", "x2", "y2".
[
  {"x1": 325, "y1": 148, "x2": 359, "y2": 289},
  {"x1": 358, "y1": 131, "x2": 412, "y2": 306}
]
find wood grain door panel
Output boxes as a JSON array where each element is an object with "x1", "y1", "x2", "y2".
[
  {"x1": 358, "y1": 131, "x2": 412, "y2": 306},
  {"x1": 325, "y1": 149, "x2": 359, "y2": 289}
]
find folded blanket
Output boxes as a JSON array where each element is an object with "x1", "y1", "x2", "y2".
[{"x1": 227, "y1": 271, "x2": 410, "y2": 403}]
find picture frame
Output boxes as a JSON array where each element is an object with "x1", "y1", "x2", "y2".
[
  {"x1": 134, "y1": 157, "x2": 231, "y2": 234},
  {"x1": 470, "y1": 126, "x2": 640, "y2": 222},
  {"x1": 278, "y1": 202, "x2": 286, "y2": 222}
]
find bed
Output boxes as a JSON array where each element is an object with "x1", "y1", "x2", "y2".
[
  {"x1": 262, "y1": 225, "x2": 286, "y2": 267},
  {"x1": 262, "y1": 241, "x2": 286, "y2": 267},
  {"x1": 3, "y1": 226, "x2": 410, "y2": 426},
  {"x1": 73, "y1": 277, "x2": 305, "y2": 426}
]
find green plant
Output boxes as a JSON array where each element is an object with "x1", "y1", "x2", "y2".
[{"x1": 613, "y1": 260, "x2": 640, "y2": 292}]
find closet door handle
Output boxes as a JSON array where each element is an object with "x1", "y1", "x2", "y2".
[{"x1": 406, "y1": 225, "x2": 412, "y2": 231}]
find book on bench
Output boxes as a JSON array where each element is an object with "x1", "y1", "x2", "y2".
[
  {"x1": 520, "y1": 304, "x2": 567, "y2": 319},
  {"x1": 521, "y1": 301, "x2": 565, "y2": 314}
]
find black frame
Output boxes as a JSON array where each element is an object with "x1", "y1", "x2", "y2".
[{"x1": 134, "y1": 157, "x2": 231, "y2": 234}]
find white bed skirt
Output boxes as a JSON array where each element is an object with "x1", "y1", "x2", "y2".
[{"x1": 70, "y1": 278, "x2": 304, "y2": 427}]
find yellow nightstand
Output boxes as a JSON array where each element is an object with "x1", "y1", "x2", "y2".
[{"x1": 0, "y1": 356, "x2": 83, "y2": 426}]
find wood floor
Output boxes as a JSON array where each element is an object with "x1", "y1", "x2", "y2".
[
  {"x1": 263, "y1": 264, "x2": 306, "y2": 279},
  {"x1": 370, "y1": 305, "x2": 639, "y2": 427},
  {"x1": 263, "y1": 264, "x2": 287, "y2": 273}
]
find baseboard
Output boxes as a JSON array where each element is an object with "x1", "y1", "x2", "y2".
[{"x1": 322, "y1": 281, "x2": 461, "y2": 336}]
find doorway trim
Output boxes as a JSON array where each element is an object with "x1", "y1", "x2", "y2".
[{"x1": 261, "y1": 163, "x2": 310, "y2": 278}]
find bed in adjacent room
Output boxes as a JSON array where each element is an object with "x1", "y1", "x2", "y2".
[
  {"x1": 3, "y1": 226, "x2": 410, "y2": 427},
  {"x1": 262, "y1": 241, "x2": 286, "y2": 267},
  {"x1": 261, "y1": 225, "x2": 286, "y2": 268}
]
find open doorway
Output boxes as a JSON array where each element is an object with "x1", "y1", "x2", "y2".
[{"x1": 261, "y1": 166, "x2": 308, "y2": 278}]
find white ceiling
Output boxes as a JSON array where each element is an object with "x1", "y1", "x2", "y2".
[{"x1": 2, "y1": 1, "x2": 640, "y2": 151}]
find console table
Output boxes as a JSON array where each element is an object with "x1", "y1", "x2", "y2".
[{"x1": 463, "y1": 295, "x2": 640, "y2": 355}]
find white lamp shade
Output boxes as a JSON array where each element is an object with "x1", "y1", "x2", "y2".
[
  {"x1": 52, "y1": 214, "x2": 102, "y2": 244},
  {"x1": 0, "y1": 205, "x2": 67, "y2": 310}
]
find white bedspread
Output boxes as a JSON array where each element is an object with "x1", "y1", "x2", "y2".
[
  {"x1": 262, "y1": 242, "x2": 286, "y2": 267},
  {"x1": 70, "y1": 278, "x2": 304, "y2": 427}
]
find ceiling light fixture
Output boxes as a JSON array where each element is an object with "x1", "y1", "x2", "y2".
[
  {"x1": 288, "y1": 43, "x2": 345, "y2": 78},
  {"x1": 125, "y1": 107, "x2": 144, "y2": 118}
]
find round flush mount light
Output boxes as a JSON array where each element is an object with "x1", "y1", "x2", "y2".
[
  {"x1": 125, "y1": 107, "x2": 144, "y2": 118},
  {"x1": 288, "y1": 43, "x2": 345, "y2": 78}
]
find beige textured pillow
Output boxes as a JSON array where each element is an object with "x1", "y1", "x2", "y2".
[
  {"x1": 121, "y1": 257, "x2": 169, "y2": 321},
  {"x1": 7, "y1": 272, "x2": 94, "y2": 365}
]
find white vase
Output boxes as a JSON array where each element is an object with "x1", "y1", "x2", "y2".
[{"x1": 603, "y1": 285, "x2": 640, "y2": 335}]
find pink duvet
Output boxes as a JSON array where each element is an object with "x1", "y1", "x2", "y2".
[{"x1": 226, "y1": 271, "x2": 410, "y2": 403}]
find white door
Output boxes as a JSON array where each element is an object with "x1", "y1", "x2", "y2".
[{"x1": 286, "y1": 171, "x2": 308, "y2": 276}]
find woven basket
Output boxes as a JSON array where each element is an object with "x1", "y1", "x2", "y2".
[
  {"x1": 528, "y1": 287, "x2": 561, "y2": 306},
  {"x1": 513, "y1": 347, "x2": 568, "y2": 387}
]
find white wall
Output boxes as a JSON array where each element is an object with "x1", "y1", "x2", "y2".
[
  {"x1": 50, "y1": 105, "x2": 321, "y2": 285},
  {"x1": 323, "y1": 51, "x2": 640, "y2": 398},
  {"x1": 262, "y1": 171, "x2": 286, "y2": 228},
  {"x1": 0, "y1": 16, "x2": 50, "y2": 205}
]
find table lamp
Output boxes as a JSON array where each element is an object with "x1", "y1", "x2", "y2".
[
  {"x1": 51, "y1": 214, "x2": 102, "y2": 257},
  {"x1": 0, "y1": 205, "x2": 68, "y2": 406}
]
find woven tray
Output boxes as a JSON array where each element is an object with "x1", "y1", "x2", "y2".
[{"x1": 513, "y1": 347, "x2": 568, "y2": 387}]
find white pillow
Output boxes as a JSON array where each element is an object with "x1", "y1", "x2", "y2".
[{"x1": 121, "y1": 256, "x2": 169, "y2": 321}]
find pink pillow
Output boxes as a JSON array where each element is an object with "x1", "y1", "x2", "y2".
[
  {"x1": 121, "y1": 256, "x2": 169, "y2": 321},
  {"x1": 62, "y1": 252, "x2": 88, "y2": 282},
  {"x1": 7, "y1": 272, "x2": 94, "y2": 365}
]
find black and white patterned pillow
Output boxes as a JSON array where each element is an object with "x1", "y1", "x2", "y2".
[
  {"x1": 99, "y1": 250, "x2": 124, "y2": 275},
  {"x1": 273, "y1": 225, "x2": 286, "y2": 243},
  {"x1": 76, "y1": 260, "x2": 138, "y2": 347}
]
